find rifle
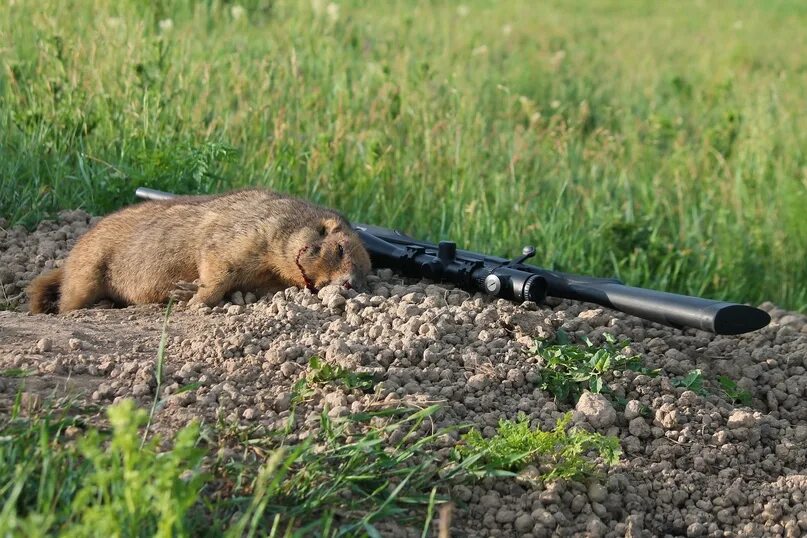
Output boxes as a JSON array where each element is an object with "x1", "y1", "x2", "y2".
[{"x1": 134, "y1": 187, "x2": 770, "y2": 335}]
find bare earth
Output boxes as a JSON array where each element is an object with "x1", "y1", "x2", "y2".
[{"x1": 1, "y1": 210, "x2": 806, "y2": 537}]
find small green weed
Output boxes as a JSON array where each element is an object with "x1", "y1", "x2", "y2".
[
  {"x1": 672, "y1": 369, "x2": 707, "y2": 396},
  {"x1": 291, "y1": 355, "x2": 376, "y2": 404},
  {"x1": 175, "y1": 382, "x2": 201, "y2": 395},
  {"x1": 672, "y1": 370, "x2": 753, "y2": 405},
  {"x1": 124, "y1": 141, "x2": 238, "y2": 199},
  {"x1": 717, "y1": 375, "x2": 752, "y2": 406},
  {"x1": 455, "y1": 413, "x2": 621, "y2": 482},
  {"x1": 69, "y1": 401, "x2": 206, "y2": 537},
  {"x1": 534, "y1": 331, "x2": 657, "y2": 404},
  {"x1": 0, "y1": 368, "x2": 35, "y2": 378}
]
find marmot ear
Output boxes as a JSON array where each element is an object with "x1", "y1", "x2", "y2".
[{"x1": 321, "y1": 218, "x2": 343, "y2": 234}]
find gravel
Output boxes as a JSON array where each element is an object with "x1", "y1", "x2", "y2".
[{"x1": 2, "y1": 210, "x2": 807, "y2": 536}]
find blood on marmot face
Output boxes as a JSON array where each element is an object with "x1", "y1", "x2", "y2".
[
  {"x1": 27, "y1": 189, "x2": 372, "y2": 314},
  {"x1": 292, "y1": 217, "x2": 371, "y2": 293}
]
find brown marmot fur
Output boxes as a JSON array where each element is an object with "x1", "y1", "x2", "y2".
[{"x1": 27, "y1": 189, "x2": 372, "y2": 314}]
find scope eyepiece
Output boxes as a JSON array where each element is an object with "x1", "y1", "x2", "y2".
[{"x1": 523, "y1": 274, "x2": 548, "y2": 303}]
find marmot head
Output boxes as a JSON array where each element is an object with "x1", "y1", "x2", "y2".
[{"x1": 290, "y1": 217, "x2": 371, "y2": 292}]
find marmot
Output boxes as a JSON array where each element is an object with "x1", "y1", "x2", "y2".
[{"x1": 28, "y1": 189, "x2": 372, "y2": 314}]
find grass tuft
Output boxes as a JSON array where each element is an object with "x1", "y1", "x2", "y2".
[{"x1": 454, "y1": 412, "x2": 621, "y2": 482}]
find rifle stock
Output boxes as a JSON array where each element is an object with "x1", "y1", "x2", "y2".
[{"x1": 134, "y1": 187, "x2": 771, "y2": 335}]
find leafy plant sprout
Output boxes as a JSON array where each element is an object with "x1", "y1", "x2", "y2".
[{"x1": 532, "y1": 330, "x2": 658, "y2": 404}]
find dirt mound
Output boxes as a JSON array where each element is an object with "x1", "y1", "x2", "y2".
[{"x1": 2, "y1": 211, "x2": 807, "y2": 536}]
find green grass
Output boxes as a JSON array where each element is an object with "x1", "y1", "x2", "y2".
[
  {"x1": 0, "y1": 400, "x2": 207, "y2": 537},
  {"x1": 0, "y1": 369, "x2": 36, "y2": 379},
  {"x1": 0, "y1": 398, "x2": 619, "y2": 536},
  {"x1": 0, "y1": 398, "x2": 445, "y2": 537},
  {"x1": 212, "y1": 405, "x2": 459, "y2": 537},
  {"x1": 454, "y1": 412, "x2": 621, "y2": 482},
  {"x1": 143, "y1": 298, "x2": 173, "y2": 446},
  {"x1": 2, "y1": 0, "x2": 806, "y2": 311}
]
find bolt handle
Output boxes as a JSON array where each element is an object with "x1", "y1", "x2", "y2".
[{"x1": 509, "y1": 245, "x2": 536, "y2": 266}]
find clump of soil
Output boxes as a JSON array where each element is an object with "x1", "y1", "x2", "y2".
[{"x1": 2, "y1": 210, "x2": 807, "y2": 537}]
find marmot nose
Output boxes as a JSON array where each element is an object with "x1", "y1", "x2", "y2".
[{"x1": 340, "y1": 273, "x2": 365, "y2": 291}]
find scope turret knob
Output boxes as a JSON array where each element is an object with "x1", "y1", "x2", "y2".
[
  {"x1": 484, "y1": 274, "x2": 502, "y2": 295},
  {"x1": 438, "y1": 241, "x2": 457, "y2": 264}
]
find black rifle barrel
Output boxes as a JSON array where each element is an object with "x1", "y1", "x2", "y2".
[
  {"x1": 134, "y1": 188, "x2": 771, "y2": 335},
  {"x1": 353, "y1": 225, "x2": 770, "y2": 335}
]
